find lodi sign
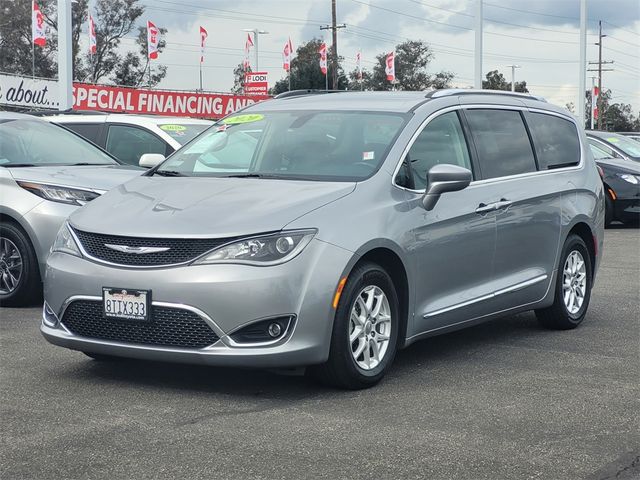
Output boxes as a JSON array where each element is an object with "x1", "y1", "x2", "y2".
[
  {"x1": 0, "y1": 74, "x2": 269, "y2": 119},
  {"x1": 0, "y1": 74, "x2": 60, "y2": 109},
  {"x1": 244, "y1": 71, "x2": 269, "y2": 96}
]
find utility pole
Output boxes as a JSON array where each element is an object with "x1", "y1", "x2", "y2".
[
  {"x1": 590, "y1": 76, "x2": 597, "y2": 130},
  {"x1": 507, "y1": 64, "x2": 520, "y2": 92},
  {"x1": 474, "y1": 0, "x2": 483, "y2": 89},
  {"x1": 588, "y1": 21, "x2": 614, "y2": 130},
  {"x1": 320, "y1": 0, "x2": 346, "y2": 89},
  {"x1": 578, "y1": 0, "x2": 586, "y2": 125},
  {"x1": 58, "y1": 0, "x2": 73, "y2": 110}
]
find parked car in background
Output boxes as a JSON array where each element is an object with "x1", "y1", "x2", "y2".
[
  {"x1": 42, "y1": 112, "x2": 213, "y2": 166},
  {"x1": 0, "y1": 112, "x2": 143, "y2": 306},
  {"x1": 618, "y1": 132, "x2": 640, "y2": 143},
  {"x1": 41, "y1": 90, "x2": 604, "y2": 389},
  {"x1": 589, "y1": 142, "x2": 640, "y2": 226},
  {"x1": 586, "y1": 131, "x2": 640, "y2": 162}
]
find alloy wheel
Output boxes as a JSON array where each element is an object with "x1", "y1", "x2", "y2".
[
  {"x1": 562, "y1": 250, "x2": 587, "y2": 315},
  {"x1": 0, "y1": 237, "x2": 23, "y2": 295},
  {"x1": 349, "y1": 285, "x2": 392, "y2": 370}
]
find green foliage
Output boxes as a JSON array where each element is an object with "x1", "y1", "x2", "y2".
[
  {"x1": 482, "y1": 70, "x2": 529, "y2": 93},
  {"x1": 231, "y1": 63, "x2": 251, "y2": 94},
  {"x1": 271, "y1": 38, "x2": 347, "y2": 95}
]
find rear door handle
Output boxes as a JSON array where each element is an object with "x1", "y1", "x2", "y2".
[{"x1": 475, "y1": 202, "x2": 497, "y2": 214}]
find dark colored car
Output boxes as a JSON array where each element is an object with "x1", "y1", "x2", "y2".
[
  {"x1": 589, "y1": 142, "x2": 640, "y2": 226},
  {"x1": 586, "y1": 131, "x2": 640, "y2": 162},
  {"x1": 618, "y1": 132, "x2": 640, "y2": 143}
]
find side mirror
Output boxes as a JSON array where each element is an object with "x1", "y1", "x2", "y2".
[
  {"x1": 422, "y1": 164, "x2": 472, "y2": 211},
  {"x1": 139, "y1": 153, "x2": 165, "y2": 169}
]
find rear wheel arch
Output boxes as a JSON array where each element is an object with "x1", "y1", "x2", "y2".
[{"x1": 566, "y1": 222, "x2": 596, "y2": 273}]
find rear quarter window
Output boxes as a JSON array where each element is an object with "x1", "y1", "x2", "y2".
[{"x1": 527, "y1": 112, "x2": 580, "y2": 169}]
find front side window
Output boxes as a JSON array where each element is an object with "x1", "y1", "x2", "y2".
[
  {"x1": 63, "y1": 123, "x2": 102, "y2": 145},
  {"x1": 106, "y1": 125, "x2": 166, "y2": 166},
  {"x1": 156, "y1": 111, "x2": 407, "y2": 181},
  {"x1": 465, "y1": 109, "x2": 537, "y2": 179},
  {"x1": 598, "y1": 133, "x2": 640, "y2": 158},
  {"x1": 527, "y1": 113, "x2": 580, "y2": 169},
  {"x1": 589, "y1": 143, "x2": 613, "y2": 160},
  {"x1": 397, "y1": 111, "x2": 472, "y2": 190},
  {"x1": 588, "y1": 139, "x2": 620, "y2": 159},
  {"x1": 0, "y1": 119, "x2": 116, "y2": 167}
]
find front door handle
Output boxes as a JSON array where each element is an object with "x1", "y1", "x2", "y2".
[
  {"x1": 494, "y1": 199, "x2": 513, "y2": 210},
  {"x1": 475, "y1": 202, "x2": 496, "y2": 214}
]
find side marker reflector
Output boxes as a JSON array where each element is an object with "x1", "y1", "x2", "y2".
[{"x1": 332, "y1": 277, "x2": 347, "y2": 309}]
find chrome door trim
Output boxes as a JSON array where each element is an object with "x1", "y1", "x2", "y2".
[{"x1": 423, "y1": 274, "x2": 548, "y2": 318}]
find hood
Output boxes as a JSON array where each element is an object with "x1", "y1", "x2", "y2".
[
  {"x1": 596, "y1": 158, "x2": 640, "y2": 174},
  {"x1": 9, "y1": 165, "x2": 143, "y2": 192},
  {"x1": 69, "y1": 176, "x2": 356, "y2": 238}
]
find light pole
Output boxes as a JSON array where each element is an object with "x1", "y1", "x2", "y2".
[
  {"x1": 507, "y1": 64, "x2": 521, "y2": 92},
  {"x1": 243, "y1": 28, "x2": 269, "y2": 71},
  {"x1": 58, "y1": 0, "x2": 73, "y2": 110}
]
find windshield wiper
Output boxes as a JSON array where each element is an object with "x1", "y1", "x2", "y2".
[
  {"x1": 153, "y1": 170, "x2": 186, "y2": 177},
  {"x1": 1, "y1": 163, "x2": 36, "y2": 167},
  {"x1": 223, "y1": 173, "x2": 281, "y2": 179}
]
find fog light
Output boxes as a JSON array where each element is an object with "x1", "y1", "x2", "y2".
[
  {"x1": 268, "y1": 322, "x2": 282, "y2": 338},
  {"x1": 42, "y1": 302, "x2": 59, "y2": 327}
]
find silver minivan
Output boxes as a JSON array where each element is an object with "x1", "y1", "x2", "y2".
[{"x1": 41, "y1": 90, "x2": 605, "y2": 389}]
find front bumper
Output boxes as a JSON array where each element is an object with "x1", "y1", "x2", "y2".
[{"x1": 42, "y1": 238, "x2": 353, "y2": 368}]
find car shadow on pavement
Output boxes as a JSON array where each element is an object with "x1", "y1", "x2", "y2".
[{"x1": 56, "y1": 311, "x2": 544, "y2": 398}]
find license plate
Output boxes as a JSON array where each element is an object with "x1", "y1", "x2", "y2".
[{"x1": 103, "y1": 287, "x2": 150, "y2": 321}]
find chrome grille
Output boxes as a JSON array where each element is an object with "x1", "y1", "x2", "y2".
[{"x1": 72, "y1": 228, "x2": 231, "y2": 267}]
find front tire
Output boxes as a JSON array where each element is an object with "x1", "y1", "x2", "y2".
[
  {"x1": 310, "y1": 262, "x2": 400, "y2": 389},
  {"x1": 535, "y1": 234, "x2": 593, "y2": 330},
  {"x1": 0, "y1": 223, "x2": 41, "y2": 307}
]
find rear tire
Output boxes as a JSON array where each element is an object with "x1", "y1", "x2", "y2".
[
  {"x1": 0, "y1": 223, "x2": 41, "y2": 307},
  {"x1": 535, "y1": 234, "x2": 593, "y2": 330},
  {"x1": 309, "y1": 262, "x2": 400, "y2": 389}
]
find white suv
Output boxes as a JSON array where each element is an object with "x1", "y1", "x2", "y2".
[{"x1": 44, "y1": 113, "x2": 213, "y2": 166}]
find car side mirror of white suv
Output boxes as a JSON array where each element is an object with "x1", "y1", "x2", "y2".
[
  {"x1": 139, "y1": 153, "x2": 165, "y2": 169},
  {"x1": 422, "y1": 164, "x2": 472, "y2": 211}
]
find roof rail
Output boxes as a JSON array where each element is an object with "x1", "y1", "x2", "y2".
[
  {"x1": 425, "y1": 88, "x2": 547, "y2": 103},
  {"x1": 273, "y1": 89, "x2": 345, "y2": 99}
]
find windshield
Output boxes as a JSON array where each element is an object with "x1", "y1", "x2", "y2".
[
  {"x1": 158, "y1": 123, "x2": 210, "y2": 145},
  {"x1": 0, "y1": 118, "x2": 117, "y2": 167},
  {"x1": 155, "y1": 111, "x2": 407, "y2": 180},
  {"x1": 600, "y1": 133, "x2": 640, "y2": 158}
]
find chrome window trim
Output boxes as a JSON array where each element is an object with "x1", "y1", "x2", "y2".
[
  {"x1": 391, "y1": 104, "x2": 585, "y2": 194},
  {"x1": 587, "y1": 136, "x2": 630, "y2": 161},
  {"x1": 56, "y1": 295, "x2": 226, "y2": 345},
  {"x1": 423, "y1": 274, "x2": 548, "y2": 318}
]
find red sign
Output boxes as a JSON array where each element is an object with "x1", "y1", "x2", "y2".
[
  {"x1": 72, "y1": 83, "x2": 269, "y2": 119},
  {"x1": 244, "y1": 72, "x2": 268, "y2": 96}
]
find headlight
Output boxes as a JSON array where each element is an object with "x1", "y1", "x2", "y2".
[
  {"x1": 51, "y1": 223, "x2": 82, "y2": 257},
  {"x1": 618, "y1": 174, "x2": 640, "y2": 185},
  {"x1": 193, "y1": 230, "x2": 316, "y2": 266},
  {"x1": 17, "y1": 181, "x2": 100, "y2": 206}
]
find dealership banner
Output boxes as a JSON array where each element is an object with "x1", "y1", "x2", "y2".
[
  {"x1": 72, "y1": 83, "x2": 269, "y2": 119},
  {"x1": 1, "y1": 74, "x2": 269, "y2": 119},
  {"x1": 0, "y1": 74, "x2": 60, "y2": 109}
]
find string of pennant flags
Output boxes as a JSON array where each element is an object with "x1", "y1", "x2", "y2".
[{"x1": 30, "y1": 1, "x2": 398, "y2": 85}]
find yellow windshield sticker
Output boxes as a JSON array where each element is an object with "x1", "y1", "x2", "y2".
[
  {"x1": 160, "y1": 124, "x2": 187, "y2": 132},
  {"x1": 222, "y1": 114, "x2": 264, "y2": 124}
]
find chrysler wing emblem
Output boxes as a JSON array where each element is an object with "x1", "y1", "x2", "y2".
[{"x1": 104, "y1": 244, "x2": 170, "y2": 255}]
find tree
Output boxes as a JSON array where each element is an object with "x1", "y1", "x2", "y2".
[
  {"x1": 568, "y1": 89, "x2": 640, "y2": 131},
  {"x1": 271, "y1": 38, "x2": 347, "y2": 95},
  {"x1": 364, "y1": 40, "x2": 454, "y2": 91},
  {"x1": 231, "y1": 63, "x2": 251, "y2": 94},
  {"x1": 482, "y1": 70, "x2": 529, "y2": 93}
]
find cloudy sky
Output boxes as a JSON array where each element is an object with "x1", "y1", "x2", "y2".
[{"x1": 117, "y1": 0, "x2": 639, "y2": 111}]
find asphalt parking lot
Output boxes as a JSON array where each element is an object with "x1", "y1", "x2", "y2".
[{"x1": 1, "y1": 227, "x2": 638, "y2": 480}]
